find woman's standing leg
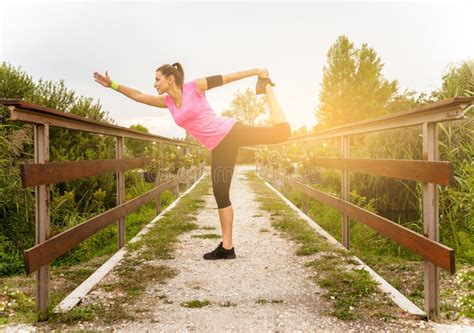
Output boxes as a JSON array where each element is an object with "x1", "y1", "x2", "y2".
[
  {"x1": 218, "y1": 204, "x2": 233, "y2": 249},
  {"x1": 204, "y1": 139, "x2": 240, "y2": 259}
]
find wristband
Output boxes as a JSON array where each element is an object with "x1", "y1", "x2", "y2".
[{"x1": 111, "y1": 81, "x2": 120, "y2": 91}]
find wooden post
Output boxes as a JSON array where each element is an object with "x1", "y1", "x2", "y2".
[
  {"x1": 155, "y1": 143, "x2": 162, "y2": 215},
  {"x1": 156, "y1": 142, "x2": 161, "y2": 185},
  {"x1": 423, "y1": 122, "x2": 440, "y2": 319},
  {"x1": 342, "y1": 135, "x2": 350, "y2": 248},
  {"x1": 156, "y1": 192, "x2": 162, "y2": 215},
  {"x1": 256, "y1": 149, "x2": 259, "y2": 174},
  {"x1": 34, "y1": 123, "x2": 50, "y2": 318},
  {"x1": 116, "y1": 136, "x2": 125, "y2": 248},
  {"x1": 183, "y1": 147, "x2": 190, "y2": 189},
  {"x1": 186, "y1": 168, "x2": 190, "y2": 189},
  {"x1": 302, "y1": 141, "x2": 307, "y2": 185},
  {"x1": 175, "y1": 179, "x2": 179, "y2": 197},
  {"x1": 302, "y1": 193, "x2": 308, "y2": 214},
  {"x1": 176, "y1": 146, "x2": 181, "y2": 195}
]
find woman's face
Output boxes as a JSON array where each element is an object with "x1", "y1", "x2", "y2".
[{"x1": 154, "y1": 71, "x2": 173, "y2": 94}]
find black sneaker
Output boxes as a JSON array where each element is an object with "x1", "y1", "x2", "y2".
[
  {"x1": 203, "y1": 242, "x2": 236, "y2": 260},
  {"x1": 256, "y1": 77, "x2": 275, "y2": 95}
]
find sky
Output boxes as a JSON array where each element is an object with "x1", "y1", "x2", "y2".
[{"x1": 1, "y1": 1, "x2": 472, "y2": 139}]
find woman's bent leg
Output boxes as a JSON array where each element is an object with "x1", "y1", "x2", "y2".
[
  {"x1": 227, "y1": 122, "x2": 291, "y2": 147},
  {"x1": 265, "y1": 84, "x2": 288, "y2": 125},
  {"x1": 221, "y1": 84, "x2": 291, "y2": 147}
]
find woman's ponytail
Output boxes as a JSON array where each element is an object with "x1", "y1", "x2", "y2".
[
  {"x1": 172, "y1": 62, "x2": 184, "y2": 87},
  {"x1": 157, "y1": 62, "x2": 185, "y2": 87}
]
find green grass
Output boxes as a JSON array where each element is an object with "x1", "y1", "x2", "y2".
[
  {"x1": 191, "y1": 233, "x2": 221, "y2": 239},
  {"x1": 247, "y1": 173, "x2": 334, "y2": 257},
  {"x1": 255, "y1": 299, "x2": 284, "y2": 305},
  {"x1": 200, "y1": 226, "x2": 216, "y2": 230},
  {"x1": 0, "y1": 285, "x2": 36, "y2": 324},
  {"x1": 180, "y1": 300, "x2": 210, "y2": 308},
  {"x1": 246, "y1": 171, "x2": 397, "y2": 321},
  {"x1": 306, "y1": 255, "x2": 379, "y2": 320}
]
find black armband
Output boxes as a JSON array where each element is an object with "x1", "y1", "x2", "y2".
[{"x1": 206, "y1": 75, "x2": 224, "y2": 90}]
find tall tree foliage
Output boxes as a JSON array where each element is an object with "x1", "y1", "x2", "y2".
[
  {"x1": 125, "y1": 124, "x2": 153, "y2": 157},
  {"x1": 316, "y1": 36, "x2": 398, "y2": 129},
  {"x1": 432, "y1": 60, "x2": 473, "y2": 100},
  {"x1": 0, "y1": 63, "x2": 116, "y2": 275},
  {"x1": 222, "y1": 88, "x2": 267, "y2": 126}
]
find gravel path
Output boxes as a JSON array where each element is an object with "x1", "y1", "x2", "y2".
[{"x1": 113, "y1": 166, "x2": 437, "y2": 332}]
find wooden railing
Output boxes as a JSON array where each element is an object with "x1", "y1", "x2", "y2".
[
  {"x1": 256, "y1": 96, "x2": 473, "y2": 319},
  {"x1": 0, "y1": 99, "x2": 204, "y2": 316}
]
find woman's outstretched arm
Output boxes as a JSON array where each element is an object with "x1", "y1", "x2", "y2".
[
  {"x1": 222, "y1": 68, "x2": 268, "y2": 84},
  {"x1": 196, "y1": 68, "x2": 268, "y2": 94},
  {"x1": 93, "y1": 71, "x2": 167, "y2": 108}
]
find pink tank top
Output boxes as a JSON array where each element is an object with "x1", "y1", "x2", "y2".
[{"x1": 164, "y1": 80, "x2": 237, "y2": 151}]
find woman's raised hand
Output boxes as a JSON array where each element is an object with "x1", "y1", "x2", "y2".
[{"x1": 93, "y1": 71, "x2": 112, "y2": 88}]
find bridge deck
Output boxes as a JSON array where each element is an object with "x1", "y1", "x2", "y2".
[{"x1": 69, "y1": 166, "x2": 433, "y2": 331}]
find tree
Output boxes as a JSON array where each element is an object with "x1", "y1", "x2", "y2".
[
  {"x1": 125, "y1": 124, "x2": 153, "y2": 157},
  {"x1": 293, "y1": 125, "x2": 309, "y2": 136},
  {"x1": 222, "y1": 88, "x2": 267, "y2": 126},
  {"x1": 0, "y1": 63, "x2": 117, "y2": 274},
  {"x1": 316, "y1": 36, "x2": 398, "y2": 128}
]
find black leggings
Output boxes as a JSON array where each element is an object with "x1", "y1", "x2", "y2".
[{"x1": 211, "y1": 121, "x2": 291, "y2": 209}]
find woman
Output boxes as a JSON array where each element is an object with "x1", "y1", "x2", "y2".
[{"x1": 93, "y1": 63, "x2": 290, "y2": 260}]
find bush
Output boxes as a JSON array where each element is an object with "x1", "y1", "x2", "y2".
[{"x1": 0, "y1": 235, "x2": 24, "y2": 276}]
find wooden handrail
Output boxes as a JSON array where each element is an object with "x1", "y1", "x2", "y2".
[
  {"x1": 23, "y1": 164, "x2": 203, "y2": 275},
  {"x1": 20, "y1": 158, "x2": 151, "y2": 187},
  {"x1": 305, "y1": 158, "x2": 453, "y2": 185},
  {"x1": 0, "y1": 99, "x2": 200, "y2": 146},
  {"x1": 281, "y1": 96, "x2": 472, "y2": 144},
  {"x1": 271, "y1": 171, "x2": 454, "y2": 273}
]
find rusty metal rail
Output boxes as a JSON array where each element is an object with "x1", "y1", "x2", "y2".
[{"x1": 257, "y1": 96, "x2": 473, "y2": 319}]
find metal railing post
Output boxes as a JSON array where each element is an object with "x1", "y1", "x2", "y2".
[
  {"x1": 156, "y1": 192, "x2": 162, "y2": 215},
  {"x1": 116, "y1": 136, "x2": 125, "y2": 248},
  {"x1": 34, "y1": 123, "x2": 50, "y2": 318},
  {"x1": 342, "y1": 135, "x2": 350, "y2": 248},
  {"x1": 423, "y1": 122, "x2": 440, "y2": 319},
  {"x1": 302, "y1": 193, "x2": 308, "y2": 214}
]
